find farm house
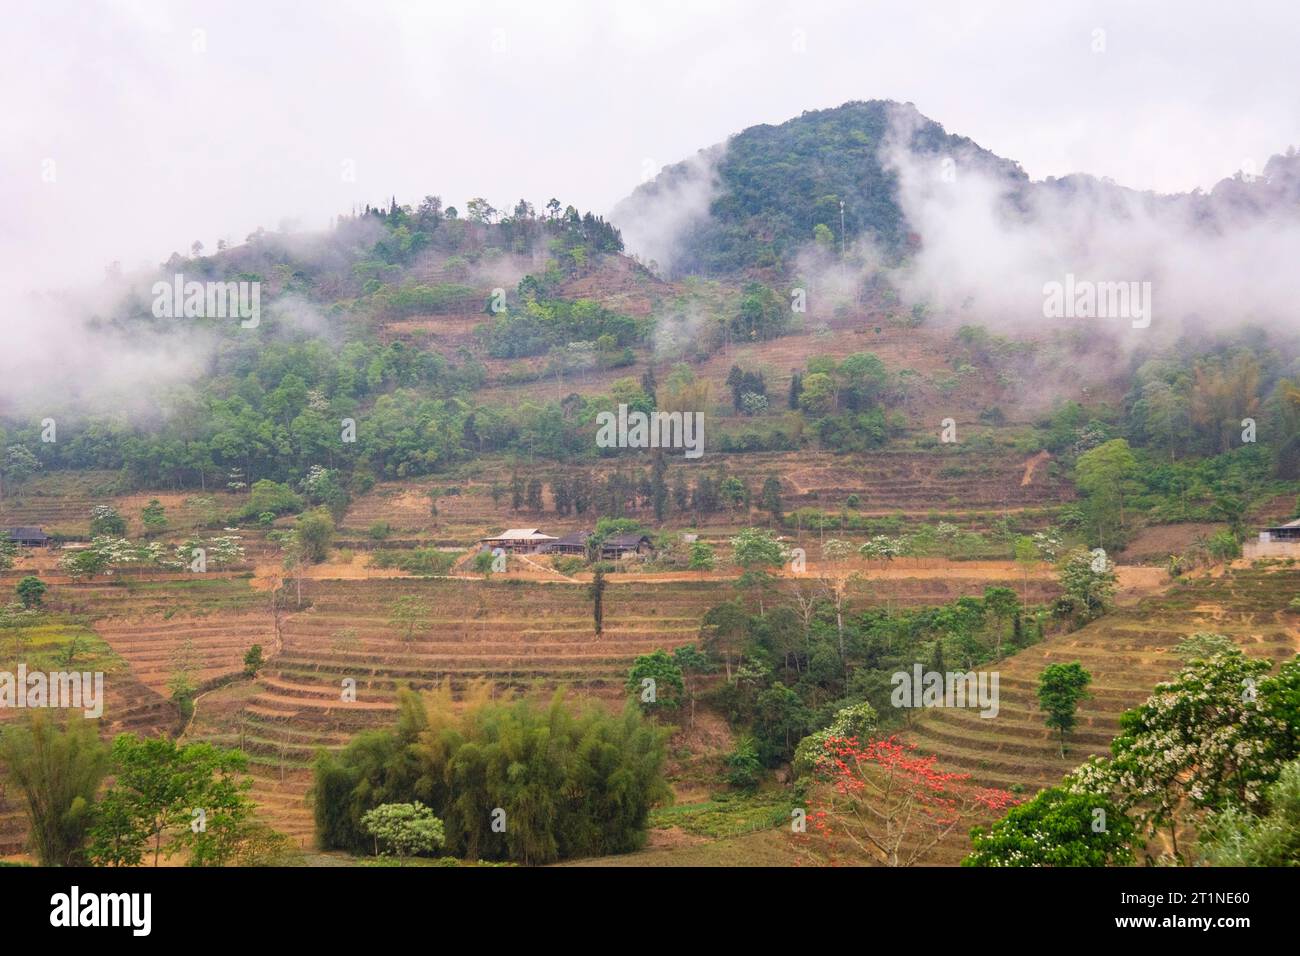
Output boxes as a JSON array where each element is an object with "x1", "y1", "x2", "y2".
[
  {"x1": 477, "y1": 528, "x2": 558, "y2": 554},
  {"x1": 3, "y1": 526, "x2": 49, "y2": 548},
  {"x1": 1246, "y1": 518, "x2": 1300, "y2": 557},
  {"x1": 599, "y1": 533, "x2": 654, "y2": 560},
  {"x1": 543, "y1": 530, "x2": 593, "y2": 556}
]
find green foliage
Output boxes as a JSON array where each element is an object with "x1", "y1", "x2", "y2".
[
  {"x1": 242, "y1": 644, "x2": 265, "y2": 677},
  {"x1": 1197, "y1": 757, "x2": 1300, "y2": 866},
  {"x1": 724, "y1": 735, "x2": 763, "y2": 791},
  {"x1": 296, "y1": 508, "x2": 334, "y2": 563},
  {"x1": 964, "y1": 787, "x2": 1134, "y2": 867},
  {"x1": 87, "y1": 735, "x2": 253, "y2": 867},
  {"x1": 140, "y1": 498, "x2": 168, "y2": 531},
  {"x1": 1037, "y1": 662, "x2": 1092, "y2": 756},
  {"x1": 236, "y1": 480, "x2": 303, "y2": 521},
  {"x1": 370, "y1": 547, "x2": 457, "y2": 575},
  {"x1": 312, "y1": 689, "x2": 670, "y2": 864},
  {"x1": 1055, "y1": 547, "x2": 1116, "y2": 622},
  {"x1": 89, "y1": 505, "x2": 126, "y2": 537},
  {"x1": 15, "y1": 576, "x2": 46, "y2": 609},
  {"x1": 1073, "y1": 439, "x2": 1138, "y2": 548},
  {"x1": 793, "y1": 701, "x2": 879, "y2": 779},
  {"x1": 649, "y1": 100, "x2": 1012, "y2": 274},
  {"x1": 1174, "y1": 632, "x2": 1236, "y2": 662},
  {"x1": 626, "y1": 649, "x2": 685, "y2": 712},
  {"x1": 0, "y1": 713, "x2": 109, "y2": 865},
  {"x1": 688, "y1": 540, "x2": 715, "y2": 570},
  {"x1": 472, "y1": 550, "x2": 497, "y2": 576},
  {"x1": 361, "y1": 801, "x2": 445, "y2": 858}
]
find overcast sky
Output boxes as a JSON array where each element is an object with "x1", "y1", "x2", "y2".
[{"x1": 3, "y1": 0, "x2": 1297, "y2": 293}]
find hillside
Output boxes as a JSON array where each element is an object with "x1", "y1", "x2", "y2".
[{"x1": 1, "y1": 97, "x2": 1298, "y2": 872}]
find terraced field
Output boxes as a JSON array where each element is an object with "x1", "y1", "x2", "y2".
[
  {"x1": 178, "y1": 567, "x2": 1063, "y2": 845},
  {"x1": 0, "y1": 617, "x2": 178, "y2": 855},
  {"x1": 902, "y1": 565, "x2": 1300, "y2": 864},
  {"x1": 0, "y1": 475, "x2": 244, "y2": 537},
  {"x1": 348, "y1": 446, "x2": 1072, "y2": 541}
]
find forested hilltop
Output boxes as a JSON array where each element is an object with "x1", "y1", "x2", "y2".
[{"x1": 2, "y1": 99, "x2": 1299, "y2": 871}]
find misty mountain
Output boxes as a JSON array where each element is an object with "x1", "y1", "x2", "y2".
[
  {"x1": 612, "y1": 100, "x2": 1026, "y2": 276},
  {"x1": 613, "y1": 99, "x2": 1300, "y2": 283}
]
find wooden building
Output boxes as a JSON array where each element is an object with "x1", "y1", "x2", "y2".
[
  {"x1": 477, "y1": 528, "x2": 557, "y2": 555},
  {"x1": 600, "y1": 533, "x2": 654, "y2": 560},
  {"x1": 544, "y1": 530, "x2": 593, "y2": 556},
  {"x1": 3, "y1": 526, "x2": 49, "y2": 548}
]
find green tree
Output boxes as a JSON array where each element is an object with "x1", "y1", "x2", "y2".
[
  {"x1": 798, "y1": 372, "x2": 836, "y2": 415},
  {"x1": 589, "y1": 566, "x2": 607, "y2": 636},
  {"x1": 472, "y1": 549, "x2": 497, "y2": 577},
  {"x1": 88, "y1": 735, "x2": 252, "y2": 867},
  {"x1": 982, "y1": 586, "x2": 1019, "y2": 661},
  {"x1": 688, "y1": 540, "x2": 715, "y2": 570},
  {"x1": 753, "y1": 681, "x2": 812, "y2": 764},
  {"x1": 1012, "y1": 535, "x2": 1037, "y2": 607},
  {"x1": 759, "y1": 474, "x2": 784, "y2": 526},
  {"x1": 388, "y1": 596, "x2": 431, "y2": 642},
  {"x1": 312, "y1": 689, "x2": 670, "y2": 864},
  {"x1": 724, "y1": 735, "x2": 763, "y2": 790},
  {"x1": 1197, "y1": 757, "x2": 1300, "y2": 866},
  {"x1": 89, "y1": 505, "x2": 127, "y2": 537},
  {"x1": 1, "y1": 444, "x2": 40, "y2": 498},
  {"x1": 964, "y1": 787, "x2": 1134, "y2": 867},
  {"x1": 1038, "y1": 662, "x2": 1092, "y2": 757},
  {"x1": 242, "y1": 644, "x2": 265, "y2": 677},
  {"x1": 140, "y1": 499, "x2": 168, "y2": 532},
  {"x1": 296, "y1": 508, "x2": 334, "y2": 563},
  {"x1": 1057, "y1": 547, "x2": 1116, "y2": 621},
  {"x1": 16, "y1": 575, "x2": 46, "y2": 609},
  {"x1": 672, "y1": 644, "x2": 713, "y2": 727},
  {"x1": 0, "y1": 713, "x2": 109, "y2": 865},
  {"x1": 731, "y1": 528, "x2": 787, "y2": 614},
  {"x1": 1073, "y1": 439, "x2": 1138, "y2": 549},
  {"x1": 1109, "y1": 652, "x2": 1298, "y2": 858},
  {"x1": 625, "y1": 649, "x2": 685, "y2": 712},
  {"x1": 360, "y1": 801, "x2": 445, "y2": 859}
]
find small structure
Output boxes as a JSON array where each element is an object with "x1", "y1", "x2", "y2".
[
  {"x1": 3, "y1": 526, "x2": 49, "y2": 548},
  {"x1": 1246, "y1": 519, "x2": 1300, "y2": 558},
  {"x1": 478, "y1": 528, "x2": 557, "y2": 555},
  {"x1": 600, "y1": 533, "x2": 654, "y2": 560},
  {"x1": 544, "y1": 530, "x2": 593, "y2": 557}
]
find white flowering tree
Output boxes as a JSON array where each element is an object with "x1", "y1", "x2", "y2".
[
  {"x1": 1106, "y1": 651, "x2": 1297, "y2": 860},
  {"x1": 858, "y1": 535, "x2": 906, "y2": 561}
]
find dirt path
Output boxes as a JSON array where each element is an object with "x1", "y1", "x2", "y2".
[{"x1": 1020, "y1": 451, "x2": 1051, "y2": 486}]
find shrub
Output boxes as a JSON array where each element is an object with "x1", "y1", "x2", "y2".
[
  {"x1": 312, "y1": 689, "x2": 670, "y2": 864},
  {"x1": 724, "y1": 736, "x2": 763, "y2": 791}
]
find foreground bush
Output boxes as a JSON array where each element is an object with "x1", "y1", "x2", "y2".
[{"x1": 313, "y1": 686, "x2": 671, "y2": 864}]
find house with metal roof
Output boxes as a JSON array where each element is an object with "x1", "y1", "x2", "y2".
[
  {"x1": 1246, "y1": 518, "x2": 1300, "y2": 557},
  {"x1": 477, "y1": 528, "x2": 558, "y2": 554}
]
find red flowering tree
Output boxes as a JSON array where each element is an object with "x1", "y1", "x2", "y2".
[{"x1": 805, "y1": 735, "x2": 1018, "y2": 866}]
